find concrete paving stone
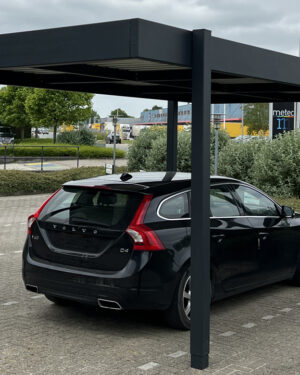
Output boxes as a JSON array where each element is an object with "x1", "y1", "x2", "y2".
[{"x1": 0, "y1": 194, "x2": 300, "y2": 374}]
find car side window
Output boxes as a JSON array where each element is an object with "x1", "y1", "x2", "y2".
[
  {"x1": 233, "y1": 185, "x2": 279, "y2": 216},
  {"x1": 159, "y1": 192, "x2": 189, "y2": 219},
  {"x1": 210, "y1": 186, "x2": 240, "y2": 217}
]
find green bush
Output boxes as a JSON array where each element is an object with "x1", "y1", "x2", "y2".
[
  {"x1": 15, "y1": 138, "x2": 53, "y2": 144},
  {"x1": 96, "y1": 133, "x2": 106, "y2": 141},
  {"x1": 145, "y1": 134, "x2": 167, "y2": 171},
  {"x1": 128, "y1": 128, "x2": 166, "y2": 171},
  {"x1": 0, "y1": 166, "x2": 128, "y2": 196},
  {"x1": 129, "y1": 127, "x2": 230, "y2": 172},
  {"x1": 57, "y1": 128, "x2": 96, "y2": 146},
  {"x1": 0, "y1": 167, "x2": 104, "y2": 195},
  {"x1": 251, "y1": 131, "x2": 300, "y2": 197},
  {"x1": 218, "y1": 131, "x2": 300, "y2": 197},
  {"x1": 218, "y1": 138, "x2": 266, "y2": 183},
  {"x1": 210, "y1": 128, "x2": 231, "y2": 173},
  {"x1": 145, "y1": 131, "x2": 192, "y2": 172},
  {"x1": 0, "y1": 144, "x2": 125, "y2": 158}
]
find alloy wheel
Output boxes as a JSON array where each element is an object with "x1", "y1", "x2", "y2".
[{"x1": 183, "y1": 275, "x2": 191, "y2": 320}]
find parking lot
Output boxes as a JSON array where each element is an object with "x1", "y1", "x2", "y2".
[{"x1": 1, "y1": 194, "x2": 300, "y2": 375}]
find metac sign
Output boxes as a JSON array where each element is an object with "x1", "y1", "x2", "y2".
[{"x1": 272, "y1": 102, "x2": 294, "y2": 138}]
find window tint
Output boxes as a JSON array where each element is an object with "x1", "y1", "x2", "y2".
[
  {"x1": 233, "y1": 185, "x2": 278, "y2": 216},
  {"x1": 159, "y1": 192, "x2": 189, "y2": 219},
  {"x1": 210, "y1": 186, "x2": 240, "y2": 217},
  {"x1": 39, "y1": 187, "x2": 142, "y2": 229}
]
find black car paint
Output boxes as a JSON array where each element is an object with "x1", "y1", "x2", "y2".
[{"x1": 23, "y1": 173, "x2": 300, "y2": 311}]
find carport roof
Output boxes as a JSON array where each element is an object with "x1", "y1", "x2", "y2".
[{"x1": 1, "y1": 18, "x2": 300, "y2": 103}]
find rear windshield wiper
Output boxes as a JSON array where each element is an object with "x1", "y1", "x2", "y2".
[{"x1": 41, "y1": 205, "x2": 84, "y2": 221}]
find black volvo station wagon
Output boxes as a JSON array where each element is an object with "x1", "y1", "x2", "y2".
[{"x1": 23, "y1": 172, "x2": 300, "y2": 329}]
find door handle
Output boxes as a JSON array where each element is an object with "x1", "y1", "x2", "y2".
[
  {"x1": 212, "y1": 234, "x2": 225, "y2": 243},
  {"x1": 258, "y1": 232, "x2": 269, "y2": 240}
]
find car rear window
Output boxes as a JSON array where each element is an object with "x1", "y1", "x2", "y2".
[{"x1": 38, "y1": 187, "x2": 142, "y2": 229}]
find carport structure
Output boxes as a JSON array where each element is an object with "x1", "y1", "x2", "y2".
[{"x1": 1, "y1": 18, "x2": 300, "y2": 370}]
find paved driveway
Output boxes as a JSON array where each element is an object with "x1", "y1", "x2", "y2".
[{"x1": 0, "y1": 194, "x2": 300, "y2": 375}]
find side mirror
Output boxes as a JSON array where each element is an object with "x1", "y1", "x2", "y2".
[{"x1": 281, "y1": 206, "x2": 295, "y2": 218}]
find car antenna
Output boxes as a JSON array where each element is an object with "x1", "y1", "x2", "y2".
[{"x1": 120, "y1": 173, "x2": 132, "y2": 182}]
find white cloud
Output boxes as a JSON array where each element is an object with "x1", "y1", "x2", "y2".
[{"x1": 1, "y1": 0, "x2": 300, "y2": 116}]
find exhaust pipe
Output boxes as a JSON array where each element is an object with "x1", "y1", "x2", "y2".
[
  {"x1": 26, "y1": 284, "x2": 39, "y2": 293},
  {"x1": 98, "y1": 298, "x2": 122, "y2": 310}
]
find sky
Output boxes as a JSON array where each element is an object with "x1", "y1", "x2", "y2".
[{"x1": 1, "y1": 0, "x2": 300, "y2": 118}]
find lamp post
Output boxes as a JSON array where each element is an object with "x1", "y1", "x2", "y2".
[
  {"x1": 213, "y1": 113, "x2": 221, "y2": 175},
  {"x1": 241, "y1": 103, "x2": 244, "y2": 142},
  {"x1": 112, "y1": 115, "x2": 118, "y2": 173}
]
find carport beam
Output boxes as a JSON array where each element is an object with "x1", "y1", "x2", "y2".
[
  {"x1": 190, "y1": 29, "x2": 212, "y2": 370},
  {"x1": 167, "y1": 101, "x2": 178, "y2": 171}
]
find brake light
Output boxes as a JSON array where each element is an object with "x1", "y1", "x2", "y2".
[
  {"x1": 27, "y1": 189, "x2": 60, "y2": 235},
  {"x1": 126, "y1": 195, "x2": 165, "y2": 251}
]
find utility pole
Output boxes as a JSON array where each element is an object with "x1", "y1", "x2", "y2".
[
  {"x1": 241, "y1": 103, "x2": 244, "y2": 142},
  {"x1": 112, "y1": 115, "x2": 117, "y2": 173}
]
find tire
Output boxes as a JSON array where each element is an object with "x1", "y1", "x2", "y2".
[
  {"x1": 291, "y1": 259, "x2": 300, "y2": 285},
  {"x1": 45, "y1": 294, "x2": 71, "y2": 306},
  {"x1": 164, "y1": 268, "x2": 191, "y2": 330}
]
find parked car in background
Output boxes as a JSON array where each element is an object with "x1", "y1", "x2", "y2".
[
  {"x1": 36, "y1": 127, "x2": 49, "y2": 135},
  {"x1": 234, "y1": 135, "x2": 268, "y2": 142},
  {"x1": 0, "y1": 126, "x2": 14, "y2": 144},
  {"x1": 41, "y1": 127, "x2": 49, "y2": 135},
  {"x1": 106, "y1": 131, "x2": 121, "y2": 144},
  {"x1": 23, "y1": 172, "x2": 300, "y2": 329}
]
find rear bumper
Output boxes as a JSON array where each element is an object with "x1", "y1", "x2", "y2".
[{"x1": 23, "y1": 243, "x2": 178, "y2": 311}]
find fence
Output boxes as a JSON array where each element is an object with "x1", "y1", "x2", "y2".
[{"x1": 0, "y1": 145, "x2": 80, "y2": 171}]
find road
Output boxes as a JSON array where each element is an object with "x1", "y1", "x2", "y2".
[{"x1": 0, "y1": 194, "x2": 300, "y2": 374}]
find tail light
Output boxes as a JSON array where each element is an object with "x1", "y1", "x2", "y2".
[
  {"x1": 126, "y1": 195, "x2": 165, "y2": 251},
  {"x1": 27, "y1": 189, "x2": 60, "y2": 235}
]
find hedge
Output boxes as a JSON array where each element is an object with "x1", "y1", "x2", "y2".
[
  {"x1": 128, "y1": 128, "x2": 166, "y2": 171},
  {"x1": 218, "y1": 131, "x2": 300, "y2": 197},
  {"x1": 0, "y1": 167, "x2": 131, "y2": 195},
  {"x1": 57, "y1": 128, "x2": 96, "y2": 146},
  {"x1": 128, "y1": 127, "x2": 230, "y2": 172},
  {"x1": 128, "y1": 127, "x2": 299, "y2": 198},
  {"x1": 0, "y1": 144, "x2": 125, "y2": 159},
  {"x1": 15, "y1": 138, "x2": 53, "y2": 144}
]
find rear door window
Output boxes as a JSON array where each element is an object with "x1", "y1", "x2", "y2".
[
  {"x1": 39, "y1": 187, "x2": 142, "y2": 229},
  {"x1": 210, "y1": 186, "x2": 240, "y2": 217}
]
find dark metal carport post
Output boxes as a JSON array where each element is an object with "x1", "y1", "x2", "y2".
[
  {"x1": 167, "y1": 101, "x2": 178, "y2": 171},
  {"x1": 191, "y1": 29, "x2": 212, "y2": 370}
]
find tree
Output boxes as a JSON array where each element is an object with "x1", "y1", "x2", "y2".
[
  {"x1": 0, "y1": 86, "x2": 34, "y2": 140},
  {"x1": 90, "y1": 109, "x2": 100, "y2": 123},
  {"x1": 110, "y1": 108, "x2": 132, "y2": 118},
  {"x1": 152, "y1": 105, "x2": 163, "y2": 110},
  {"x1": 143, "y1": 108, "x2": 150, "y2": 112},
  {"x1": 26, "y1": 89, "x2": 94, "y2": 143},
  {"x1": 244, "y1": 103, "x2": 269, "y2": 135}
]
